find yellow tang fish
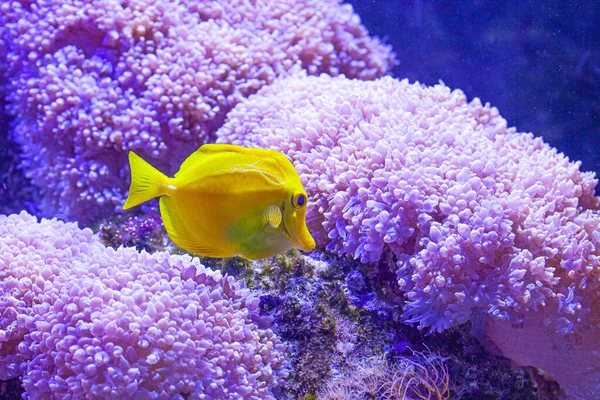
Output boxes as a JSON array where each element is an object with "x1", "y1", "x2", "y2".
[{"x1": 123, "y1": 144, "x2": 316, "y2": 260}]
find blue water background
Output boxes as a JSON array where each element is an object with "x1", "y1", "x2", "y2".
[{"x1": 349, "y1": 0, "x2": 600, "y2": 186}]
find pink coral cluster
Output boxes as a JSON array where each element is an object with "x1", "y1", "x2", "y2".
[
  {"x1": 0, "y1": 0, "x2": 395, "y2": 222},
  {"x1": 217, "y1": 74, "x2": 600, "y2": 337},
  {"x1": 0, "y1": 211, "x2": 286, "y2": 398}
]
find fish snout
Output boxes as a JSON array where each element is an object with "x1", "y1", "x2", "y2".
[{"x1": 298, "y1": 233, "x2": 316, "y2": 252}]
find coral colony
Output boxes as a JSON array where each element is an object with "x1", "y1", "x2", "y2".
[
  {"x1": 0, "y1": 0, "x2": 394, "y2": 223},
  {"x1": 219, "y1": 73, "x2": 597, "y2": 334},
  {"x1": 1, "y1": 0, "x2": 599, "y2": 399},
  {"x1": 217, "y1": 74, "x2": 600, "y2": 398},
  {"x1": 0, "y1": 212, "x2": 286, "y2": 398}
]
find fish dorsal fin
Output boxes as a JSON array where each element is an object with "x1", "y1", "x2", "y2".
[
  {"x1": 175, "y1": 144, "x2": 298, "y2": 187},
  {"x1": 185, "y1": 167, "x2": 285, "y2": 196},
  {"x1": 231, "y1": 159, "x2": 286, "y2": 185},
  {"x1": 174, "y1": 144, "x2": 230, "y2": 179},
  {"x1": 262, "y1": 205, "x2": 282, "y2": 229},
  {"x1": 159, "y1": 196, "x2": 221, "y2": 257}
]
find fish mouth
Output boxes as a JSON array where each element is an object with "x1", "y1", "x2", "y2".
[
  {"x1": 281, "y1": 201, "x2": 314, "y2": 252},
  {"x1": 299, "y1": 235, "x2": 316, "y2": 252}
]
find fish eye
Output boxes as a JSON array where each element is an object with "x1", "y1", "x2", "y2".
[
  {"x1": 297, "y1": 194, "x2": 306, "y2": 206},
  {"x1": 292, "y1": 193, "x2": 306, "y2": 209}
]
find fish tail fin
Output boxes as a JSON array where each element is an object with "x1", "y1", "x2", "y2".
[{"x1": 123, "y1": 151, "x2": 171, "y2": 210}]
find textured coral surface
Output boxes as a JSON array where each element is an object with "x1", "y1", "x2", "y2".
[
  {"x1": 218, "y1": 74, "x2": 600, "y2": 334},
  {"x1": 199, "y1": 250, "x2": 555, "y2": 399},
  {"x1": 0, "y1": 0, "x2": 395, "y2": 222},
  {"x1": 0, "y1": 212, "x2": 286, "y2": 399},
  {"x1": 350, "y1": 0, "x2": 600, "y2": 179},
  {"x1": 217, "y1": 74, "x2": 600, "y2": 398}
]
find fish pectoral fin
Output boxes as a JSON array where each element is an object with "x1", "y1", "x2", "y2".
[
  {"x1": 262, "y1": 205, "x2": 282, "y2": 229},
  {"x1": 160, "y1": 196, "x2": 220, "y2": 256}
]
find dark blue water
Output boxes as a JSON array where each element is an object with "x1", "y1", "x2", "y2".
[{"x1": 350, "y1": 0, "x2": 600, "y2": 184}]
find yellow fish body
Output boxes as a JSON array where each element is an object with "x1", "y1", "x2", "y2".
[{"x1": 123, "y1": 144, "x2": 316, "y2": 260}]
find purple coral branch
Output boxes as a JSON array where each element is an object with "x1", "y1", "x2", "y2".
[
  {"x1": 0, "y1": 211, "x2": 287, "y2": 398},
  {"x1": 0, "y1": 0, "x2": 395, "y2": 223}
]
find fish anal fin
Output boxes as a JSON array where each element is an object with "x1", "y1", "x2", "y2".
[
  {"x1": 262, "y1": 205, "x2": 282, "y2": 229},
  {"x1": 159, "y1": 196, "x2": 223, "y2": 257}
]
